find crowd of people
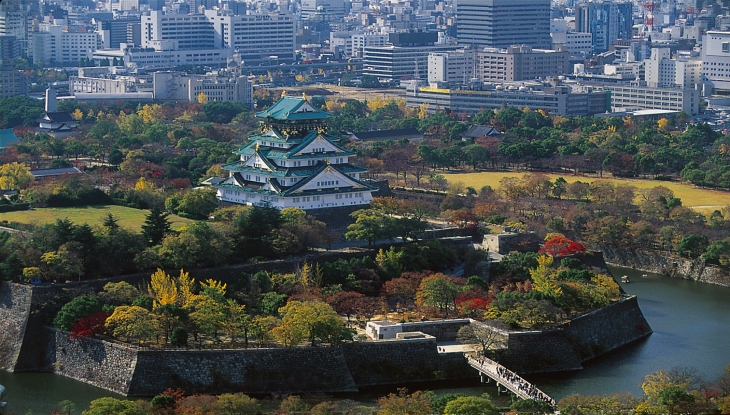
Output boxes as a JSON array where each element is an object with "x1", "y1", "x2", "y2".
[{"x1": 470, "y1": 354, "x2": 556, "y2": 408}]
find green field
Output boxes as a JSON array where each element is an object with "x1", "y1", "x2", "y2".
[
  {"x1": 444, "y1": 171, "x2": 730, "y2": 208},
  {"x1": 0, "y1": 205, "x2": 194, "y2": 231}
]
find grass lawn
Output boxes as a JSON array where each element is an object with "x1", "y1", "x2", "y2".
[
  {"x1": 0, "y1": 205, "x2": 194, "y2": 231},
  {"x1": 443, "y1": 171, "x2": 730, "y2": 208}
]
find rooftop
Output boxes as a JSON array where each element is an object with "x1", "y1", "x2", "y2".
[{"x1": 256, "y1": 96, "x2": 332, "y2": 121}]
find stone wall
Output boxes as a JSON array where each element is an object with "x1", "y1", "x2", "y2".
[
  {"x1": 596, "y1": 245, "x2": 730, "y2": 287},
  {"x1": 499, "y1": 296, "x2": 652, "y2": 374},
  {"x1": 47, "y1": 329, "x2": 139, "y2": 394},
  {"x1": 0, "y1": 282, "x2": 32, "y2": 371}
]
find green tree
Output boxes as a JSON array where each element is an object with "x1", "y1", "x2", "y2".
[
  {"x1": 271, "y1": 300, "x2": 343, "y2": 347},
  {"x1": 105, "y1": 305, "x2": 159, "y2": 345},
  {"x1": 141, "y1": 208, "x2": 172, "y2": 246},
  {"x1": 82, "y1": 397, "x2": 145, "y2": 415},
  {"x1": 345, "y1": 209, "x2": 395, "y2": 245},
  {"x1": 176, "y1": 188, "x2": 219, "y2": 219},
  {"x1": 54, "y1": 295, "x2": 102, "y2": 331},
  {"x1": 216, "y1": 393, "x2": 261, "y2": 415},
  {"x1": 443, "y1": 396, "x2": 499, "y2": 415},
  {"x1": 677, "y1": 234, "x2": 709, "y2": 258},
  {"x1": 416, "y1": 274, "x2": 461, "y2": 317}
]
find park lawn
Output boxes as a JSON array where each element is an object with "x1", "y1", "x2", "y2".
[
  {"x1": 443, "y1": 171, "x2": 730, "y2": 208},
  {"x1": 0, "y1": 205, "x2": 194, "y2": 231}
]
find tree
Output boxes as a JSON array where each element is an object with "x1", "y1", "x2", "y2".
[
  {"x1": 216, "y1": 393, "x2": 261, "y2": 415},
  {"x1": 105, "y1": 305, "x2": 159, "y2": 344},
  {"x1": 456, "y1": 323, "x2": 506, "y2": 357},
  {"x1": 82, "y1": 397, "x2": 145, "y2": 415},
  {"x1": 442, "y1": 396, "x2": 499, "y2": 415},
  {"x1": 141, "y1": 208, "x2": 172, "y2": 246},
  {"x1": 279, "y1": 395, "x2": 312, "y2": 415},
  {"x1": 98, "y1": 281, "x2": 139, "y2": 306},
  {"x1": 416, "y1": 274, "x2": 461, "y2": 317},
  {"x1": 539, "y1": 236, "x2": 586, "y2": 258},
  {"x1": 676, "y1": 234, "x2": 709, "y2": 258},
  {"x1": 70, "y1": 311, "x2": 109, "y2": 339},
  {"x1": 345, "y1": 209, "x2": 395, "y2": 245},
  {"x1": 271, "y1": 300, "x2": 343, "y2": 347},
  {"x1": 54, "y1": 295, "x2": 102, "y2": 331},
  {"x1": 201, "y1": 101, "x2": 247, "y2": 123},
  {"x1": 0, "y1": 162, "x2": 34, "y2": 190},
  {"x1": 377, "y1": 388, "x2": 432, "y2": 415},
  {"x1": 148, "y1": 268, "x2": 179, "y2": 307}
]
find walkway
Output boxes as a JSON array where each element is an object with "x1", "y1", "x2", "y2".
[{"x1": 465, "y1": 354, "x2": 556, "y2": 408}]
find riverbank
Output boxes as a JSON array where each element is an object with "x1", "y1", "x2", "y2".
[{"x1": 595, "y1": 244, "x2": 730, "y2": 287}]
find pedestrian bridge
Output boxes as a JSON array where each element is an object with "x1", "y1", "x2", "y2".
[{"x1": 465, "y1": 353, "x2": 556, "y2": 409}]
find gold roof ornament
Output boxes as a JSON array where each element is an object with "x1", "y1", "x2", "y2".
[
  {"x1": 255, "y1": 142, "x2": 260, "y2": 151},
  {"x1": 281, "y1": 90, "x2": 286, "y2": 97},
  {"x1": 302, "y1": 92, "x2": 307, "y2": 100}
]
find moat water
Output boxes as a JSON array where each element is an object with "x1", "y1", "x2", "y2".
[{"x1": 1, "y1": 266, "x2": 730, "y2": 414}]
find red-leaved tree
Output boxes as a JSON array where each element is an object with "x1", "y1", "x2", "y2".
[
  {"x1": 539, "y1": 236, "x2": 586, "y2": 258},
  {"x1": 69, "y1": 311, "x2": 109, "y2": 339}
]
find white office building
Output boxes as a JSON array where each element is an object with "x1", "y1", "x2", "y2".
[
  {"x1": 428, "y1": 49, "x2": 475, "y2": 84},
  {"x1": 29, "y1": 22, "x2": 100, "y2": 65},
  {"x1": 204, "y1": 10, "x2": 296, "y2": 63},
  {"x1": 644, "y1": 48, "x2": 701, "y2": 89},
  {"x1": 141, "y1": 11, "x2": 216, "y2": 50},
  {"x1": 93, "y1": 45, "x2": 232, "y2": 69},
  {"x1": 607, "y1": 84, "x2": 700, "y2": 114},
  {"x1": 551, "y1": 32, "x2": 593, "y2": 55},
  {"x1": 702, "y1": 31, "x2": 730, "y2": 94}
]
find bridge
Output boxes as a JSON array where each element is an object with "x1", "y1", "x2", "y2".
[{"x1": 465, "y1": 354, "x2": 556, "y2": 409}]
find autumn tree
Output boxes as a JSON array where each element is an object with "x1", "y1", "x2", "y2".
[
  {"x1": 271, "y1": 300, "x2": 344, "y2": 347},
  {"x1": 443, "y1": 396, "x2": 499, "y2": 415},
  {"x1": 105, "y1": 305, "x2": 159, "y2": 345},
  {"x1": 539, "y1": 236, "x2": 586, "y2": 258},
  {"x1": 456, "y1": 323, "x2": 506, "y2": 357},
  {"x1": 416, "y1": 274, "x2": 461, "y2": 318},
  {"x1": 377, "y1": 388, "x2": 432, "y2": 415},
  {"x1": 54, "y1": 295, "x2": 102, "y2": 331},
  {"x1": 0, "y1": 162, "x2": 34, "y2": 190}
]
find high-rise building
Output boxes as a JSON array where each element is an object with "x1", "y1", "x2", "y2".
[
  {"x1": 475, "y1": 45, "x2": 569, "y2": 82},
  {"x1": 456, "y1": 0, "x2": 551, "y2": 49},
  {"x1": 702, "y1": 31, "x2": 730, "y2": 95},
  {"x1": 29, "y1": 24, "x2": 100, "y2": 65},
  {"x1": 0, "y1": 35, "x2": 20, "y2": 68},
  {"x1": 428, "y1": 49, "x2": 475, "y2": 84},
  {"x1": 300, "y1": 0, "x2": 345, "y2": 20},
  {"x1": 0, "y1": 10, "x2": 29, "y2": 55},
  {"x1": 142, "y1": 11, "x2": 215, "y2": 51},
  {"x1": 644, "y1": 48, "x2": 701, "y2": 89},
  {"x1": 363, "y1": 32, "x2": 461, "y2": 82},
  {"x1": 575, "y1": 1, "x2": 632, "y2": 53},
  {"x1": 204, "y1": 10, "x2": 296, "y2": 63},
  {"x1": 96, "y1": 17, "x2": 141, "y2": 48}
]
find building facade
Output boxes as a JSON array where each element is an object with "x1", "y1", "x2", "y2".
[
  {"x1": 204, "y1": 10, "x2": 296, "y2": 63},
  {"x1": 475, "y1": 45, "x2": 569, "y2": 82},
  {"x1": 215, "y1": 96, "x2": 376, "y2": 210},
  {"x1": 407, "y1": 83, "x2": 609, "y2": 116},
  {"x1": 93, "y1": 46, "x2": 231, "y2": 69},
  {"x1": 575, "y1": 1, "x2": 632, "y2": 53},
  {"x1": 644, "y1": 48, "x2": 701, "y2": 89},
  {"x1": 141, "y1": 11, "x2": 215, "y2": 51},
  {"x1": 428, "y1": 49, "x2": 475, "y2": 84},
  {"x1": 152, "y1": 71, "x2": 253, "y2": 105},
  {"x1": 551, "y1": 32, "x2": 593, "y2": 55},
  {"x1": 456, "y1": 0, "x2": 551, "y2": 49},
  {"x1": 607, "y1": 85, "x2": 700, "y2": 114},
  {"x1": 29, "y1": 24, "x2": 100, "y2": 65},
  {"x1": 0, "y1": 69, "x2": 27, "y2": 97},
  {"x1": 702, "y1": 31, "x2": 730, "y2": 94}
]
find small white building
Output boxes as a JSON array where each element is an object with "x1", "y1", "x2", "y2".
[{"x1": 367, "y1": 320, "x2": 403, "y2": 340}]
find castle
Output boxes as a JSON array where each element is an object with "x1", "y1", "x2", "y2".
[{"x1": 215, "y1": 95, "x2": 377, "y2": 210}]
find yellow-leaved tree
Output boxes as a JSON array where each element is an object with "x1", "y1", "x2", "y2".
[
  {"x1": 529, "y1": 255, "x2": 561, "y2": 297},
  {"x1": 149, "y1": 268, "x2": 178, "y2": 308},
  {"x1": 105, "y1": 305, "x2": 159, "y2": 345},
  {"x1": 136, "y1": 103, "x2": 162, "y2": 124},
  {"x1": 134, "y1": 177, "x2": 155, "y2": 190},
  {"x1": 197, "y1": 92, "x2": 208, "y2": 104},
  {"x1": 0, "y1": 162, "x2": 34, "y2": 190},
  {"x1": 177, "y1": 269, "x2": 196, "y2": 306}
]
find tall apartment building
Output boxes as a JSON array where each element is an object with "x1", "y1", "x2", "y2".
[
  {"x1": 575, "y1": 1, "x2": 632, "y2": 53},
  {"x1": 0, "y1": 10, "x2": 29, "y2": 54},
  {"x1": 428, "y1": 49, "x2": 475, "y2": 84},
  {"x1": 0, "y1": 35, "x2": 20, "y2": 68},
  {"x1": 352, "y1": 33, "x2": 388, "y2": 58},
  {"x1": 142, "y1": 11, "x2": 215, "y2": 50},
  {"x1": 152, "y1": 71, "x2": 253, "y2": 106},
  {"x1": 204, "y1": 10, "x2": 295, "y2": 62},
  {"x1": 363, "y1": 32, "x2": 461, "y2": 81},
  {"x1": 644, "y1": 48, "x2": 701, "y2": 89},
  {"x1": 29, "y1": 23, "x2": 100, "y2": 65},
  {"x1": 96, "y1": 17, "x2": 141, "y2": 48},
  {"x1": 475, "y1": 45, "x2": 569, "y2": 82},
  {"x1": 702, "y1": 31, "x2": 730, "y2": 94},
  {"x1": 0, "y1": 70, "x2": 28, "y2": 97},
  {"x1": 455, "y1": 0, "x2": 551, "y2": 49}
]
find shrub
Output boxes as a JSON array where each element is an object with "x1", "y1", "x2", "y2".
[
  {"x1": 54, "y1": 295, "x2": 102, "y2": 331},
  {"x1": 170, "y1": 326, "x2": 188, "y2": 347}
]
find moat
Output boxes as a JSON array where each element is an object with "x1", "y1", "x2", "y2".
[{"x1": 2, "y1": 266, "x2": 730, "y2": 413}]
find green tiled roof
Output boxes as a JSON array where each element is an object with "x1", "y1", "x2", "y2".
[
  {"x1": 256, "y1": 96, "x2": 332, "y2": 121},
  {"x1": 221, "y1": 162, "x2": 367, "y2": 177}
]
